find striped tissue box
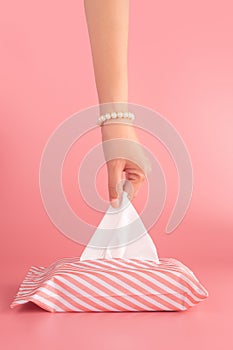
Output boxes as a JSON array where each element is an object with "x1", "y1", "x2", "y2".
[{"x1": 10, "y1": 257, "x2": 208, "y2": 312}]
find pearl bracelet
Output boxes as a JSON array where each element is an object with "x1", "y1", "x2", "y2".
[{"x1": 96, "y1": 111, "x2": 135, "y2": 126}]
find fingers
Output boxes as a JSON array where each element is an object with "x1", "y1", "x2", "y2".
[
  {"x1": 107, "y1": 160, "x2": 125, "y2": 208},
  {"x1": 107, "y1": 159, "x2": 146, "y2": 207},
  {"x1": 102, "y1": 138, "x2": 151, "y2": 201},
  {"x1": 124, "y1": 167, "x2": 146, "y2": 200}
]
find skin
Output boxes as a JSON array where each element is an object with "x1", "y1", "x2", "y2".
[{"x1": 84, "y1": 0, "x2": 147, "y2": 207}]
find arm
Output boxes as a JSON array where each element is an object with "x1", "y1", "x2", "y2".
[
  {"x1": 84, "y1": 0, "x2": 148, "y2": 207},
  {"x1": 84, "y1": 0, "x2": 129, "y2": 109}
]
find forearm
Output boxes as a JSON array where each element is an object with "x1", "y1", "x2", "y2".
[{"x1": 84, "y1": 0, "x2": 129, "y2": 112}]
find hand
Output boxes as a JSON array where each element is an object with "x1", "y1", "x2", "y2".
[{"x1": 101, "y1": 119, "x2": 151, "y2": 208}]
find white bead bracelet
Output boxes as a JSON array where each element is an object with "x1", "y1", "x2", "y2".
[{"x1": 96, "y1": 111, "x2": 135, "y2": 126}]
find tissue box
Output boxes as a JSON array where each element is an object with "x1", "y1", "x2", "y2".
[{"x1": 10, "y1": 257, "x2": 208, "y2": 312}]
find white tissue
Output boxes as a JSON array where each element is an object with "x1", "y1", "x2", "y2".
[{"x1": 80, "y1": 191, "x2": 159, "y2": 263}]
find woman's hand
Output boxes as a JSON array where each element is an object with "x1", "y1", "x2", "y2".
[{"x1": 101, "y1": 119, "x2": 151, "y2": 208}]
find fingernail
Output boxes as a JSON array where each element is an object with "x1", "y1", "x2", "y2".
[{"x1": 111, "y1": 198, "x2": 119, "y2": 208}]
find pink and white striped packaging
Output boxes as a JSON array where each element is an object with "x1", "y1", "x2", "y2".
[
  {"x1": 11, "y1": 192, "x2": 208, "y2": 312},
  {"x1": 10, "y1": 256, "x2": 208, "y2": 312}
]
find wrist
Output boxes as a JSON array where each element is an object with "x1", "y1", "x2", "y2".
[{"x1": 98, "y1": 101, "x2": 129, "y2": 116}]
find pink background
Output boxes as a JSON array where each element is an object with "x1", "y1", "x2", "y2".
[{"x1": 1, "y1": 0, "x2": 233, "y2": 349}]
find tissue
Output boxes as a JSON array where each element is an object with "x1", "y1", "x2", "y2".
[{"x1": 80, "y1": 191, "x2": 159, "y2": 263}]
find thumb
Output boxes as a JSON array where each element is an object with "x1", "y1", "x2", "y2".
[{"x1": 107, "y1": 161, "x2": 124, "y2": 208}]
